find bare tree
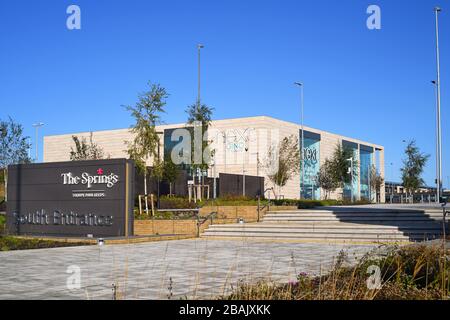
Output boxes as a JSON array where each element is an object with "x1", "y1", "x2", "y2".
[
  {"x1": 370, "y1": 164, "x2": 384, "y2": 203},
  {"x1": 0, "y1": 117, "x2": 31, "y2": 201},
  {"x1": 264, "y1": 135, "x2": 300, "y2": 198},
  {"x1": 316, "y1": 159, "x2": 339, "y2": 199},
  {"x1": 70, "y1": 132, "x2": 107, "y2": 160}
]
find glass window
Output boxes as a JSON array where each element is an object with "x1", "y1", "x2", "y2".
[
  {"x1": 342, "y1": 141, "x2": 358, "y2": 202},
  {"x1": 300, "y1": 131, "x2": 320, "y2": 200},
  {"x1": 360, "y1": 147, "x2": 373, "y2": 201}
]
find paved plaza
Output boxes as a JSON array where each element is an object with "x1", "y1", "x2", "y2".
[{"x1": 0, "y1": 239, "x2": 378, "y2": 300}]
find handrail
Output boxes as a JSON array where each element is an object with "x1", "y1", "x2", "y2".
[
  {"x1": 442, "y1": 202, "x2": 449, "y2": 240},
  {"x1": 196, "y1": 211, "x2": 218, "y2": 237},
  {"x1": 157, "y1": 208, "x2": 199, "y2": 212},
  {"x1": 198, "y1": 211, "x2": 217, "y2": 227}
]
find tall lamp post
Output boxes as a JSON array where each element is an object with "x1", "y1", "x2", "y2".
[
  {"x1": 196, "y1": 43, "x2": 204, "y2": 199},
  {"x1": 347, "y1": 157, "x2": 354, "y2": 202},
  {"x1": 156, "y1": 131, "x2": 164, "y2": 209},
  {"x1": 432, "y1": 80, "x2": 440, "y2": 202},
  {"x1": 294, "y1": 82, "x2": 305, "y2": 199},
  {"x1": 197, "y1": 43, "x2": 204, "y2": 112},
  {"x1": 241, "y1": 128, "x2": 254, "y2": 197},
  {"x1": 433, "y1": 7, "x2": 443, "y2": 203},
  {"x1": 32, "y1": 122, "x2": 44, "y2": 162},
  {"x1": 390, "y1": 162, "x2": 394, "y2": 203}
]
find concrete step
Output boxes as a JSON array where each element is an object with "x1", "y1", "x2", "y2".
[
  {"x1": 259, "y1": 221, "x2": 443, "y2": 228},
  {"x1": 265, "y1": 212, "x2": 443, "y2": 216},
  {"x1": 266, "y1": 210, "x2": 442, "y2": 219},
  {"x1": 263, "y1": 215, "x2": 443, "y2": 221},
  {"x1": 201, "y1": 229, "x2": 441, "y2": 242},
  {"x1": 202, "y1": 208, "x2": 447, "y2": 243},
  {"x1": 201, "y1": 231, "x2": 415, "y2": 241},
  {"x1": 264, "y1": 212, "x2": 443, "y2": 217},
  {"x1": 208, "y1": 223, "x2": 400, "y2": 229},
  {"x1": 205, "y1": 224, "x2": 442, "y2": 233},
  {"x1": 267, "y1": 209, "x2": 444, "y2": 215}
]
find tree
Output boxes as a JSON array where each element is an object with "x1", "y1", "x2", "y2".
[
  {"x1": 401, "y1": 140, "x2": 429, "y2": 201},
  {"x1": 369, "y1": 164, "x2": 384, "y2": 203},
  {"x1": 69, "y1": 132, "x2": 107, "y2": 160},
  {"x1": 315, "y1": 159, "x2": 339, "y2": 199},
  {"x1": 264, "y1": 135, "x2": 300, "y2": 198},
  {"x1": 125, "y1": 82, "x2": 168, "y2": 214},
  {"x1": 162, "y1": 156, "x2": 179, "y2": 196},
  {"x1": 328, "y1": 143, "x2": 359, "y2": 199},
  {"x1": 185, "y1": 102, "x2": 214, "y2": 187},
  {"x1": 0, "y1": 117, "x2": 32, "y2": 201}
]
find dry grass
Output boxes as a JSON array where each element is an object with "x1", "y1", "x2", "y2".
[{"x1": 222, "y1": 243, "x2": 449, "y2": 300}]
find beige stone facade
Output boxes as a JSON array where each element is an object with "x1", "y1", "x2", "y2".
[{"x1": 43, "y1": 116, "x2": 385, "y2": 202}]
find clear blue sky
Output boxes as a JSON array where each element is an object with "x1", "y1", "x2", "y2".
[{"x1": 0, "y1": 0, "x2": 448, "y2": 187}]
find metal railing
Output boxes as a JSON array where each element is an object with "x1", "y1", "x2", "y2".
[
  {"x1": 441, "y1": 201, "x2": 449, "y2": 240},
  {"x1": 386, "y1": 193, "x2": 439, "y2": 204},
  {"x1": 196, "y1": 211, "x2": 218, "y2": 237}
]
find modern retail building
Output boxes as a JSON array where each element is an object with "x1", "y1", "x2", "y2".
[{"x1": 44, "y1": 116, "x2": 385, "y2": 202}]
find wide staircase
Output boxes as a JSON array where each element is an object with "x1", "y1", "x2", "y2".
[{"x1": 201, "y1": 207, "x2": 447, "y2": 243}]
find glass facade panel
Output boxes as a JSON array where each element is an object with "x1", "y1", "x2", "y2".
[
  {"x1": 300, "y1": 132, "x2": 320, "y2": 200},
  {"x1": 342, "y1": 141, "x2": 358, "y2": 201},
  {"x1": 360, "y1": 147, "x2": 373, "y2": 201}
]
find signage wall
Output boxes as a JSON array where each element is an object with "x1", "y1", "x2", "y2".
[{"x1": 6, "y1": 159, "x2": 134, "y2": 238}]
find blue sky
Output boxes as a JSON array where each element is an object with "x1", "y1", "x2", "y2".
[{"x1": 0, "y1": 0, "x2": 448, "y2": 187}]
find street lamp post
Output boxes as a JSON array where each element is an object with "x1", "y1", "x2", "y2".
[
  {"x1": 294, "y1": 82, "x2": 304, "y2": 199},
  {"x1": 197, "y1": 43, "x2": 204, "y2": 111},
  {"x1": 434, "y1": 7, "x2": 443, "y2": 203},
  {"x1": 240, "y1": 128, "x2": 254, "y2": 197},
  {"x1": 390, "y1": 162, "x2": 394, "y2": 203},
  {"x1": 221, "y1": 131, "x2": 227, "y2": 173},
  {"x1": 432, "y1": 80, "x2": 440, "y2": 202},
  {"x1": 196, "y1": 43, "x2": 204, "y2": 199},
  {"x1": 243, "y1": 147, "x2": 248, "y2": 197},
  {"x1": 212, "y1": 152, "x2": 217, "y2": 199},
  {"x1": 251, "y1": 152, "x2": 260, "y2": 176},
  {"x1": 347, "y1": 157, "x2": 354, "y2": 202},
  {"x1": 156, "y1": 131, "x2": 164, "y2": 209},
  {"x1": 32, "y1": 122, "x2": 44, "y2": 162}
]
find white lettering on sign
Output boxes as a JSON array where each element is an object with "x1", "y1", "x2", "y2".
[{"x1": 61, "y1": 169, "x2": 119, "y2": 189}]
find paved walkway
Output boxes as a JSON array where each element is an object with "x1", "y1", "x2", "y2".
[{"x1": 0, "y1": 239, "x2": 378, "y2": 300}]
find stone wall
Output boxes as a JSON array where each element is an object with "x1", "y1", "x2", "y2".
[{"x1": 134, "y1": 205, "x2": 297, "y2": 236}]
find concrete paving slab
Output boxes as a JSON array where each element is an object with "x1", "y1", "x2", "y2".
[{"x1": 0, "y1": 238, "x2": 378, "y2": 300}]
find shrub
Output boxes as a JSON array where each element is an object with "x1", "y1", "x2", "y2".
[
  {"x1": 159, "y1": 196, "x2": 198, "y2": 209},
  {"x1": 223, "y1": 244, "x2": 450, "y2": 300},
  {"x1": 0, "y1": 215, "x2": 5, "y2": 234},
  {"x1": 0, "y1": 236, "x2": 91, "y2": 251}
]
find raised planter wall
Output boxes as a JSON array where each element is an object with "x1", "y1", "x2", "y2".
[{"x1": 134, "y1": 205, "x2": 297, "y2": 236}]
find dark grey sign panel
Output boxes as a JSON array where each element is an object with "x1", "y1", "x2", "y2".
[{"x1": 6, "y1": 159, "x2": 134, "y2": 238}]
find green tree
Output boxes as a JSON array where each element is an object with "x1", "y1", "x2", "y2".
[
  {"x1": 69, "y1": 132, "x2": 107, "y2": 161},
  {"x1": 125, "y1": 82, "x2": 168, "y2": 214},
  {"x1": 264, "y1": 135, "x2": 300, "y2": 198},
  {"x1": 0, "y1": 117, "x2": 32, "y2": 201},
  {"x1": 401, "y1": 140, "x2": 429, "y2": 200},
  {"x1": 185, "y1": 102, "x2": 214, "y2": 182},
  {"x1": 329, "y1": 143, "x2": 359, "y2": 188},
  {"x1": 316, "y1": 159, "x2": 339, "y2": 199},
  {"x1": 162, "y1": 156, "x2": 179, "y2": 196}
]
